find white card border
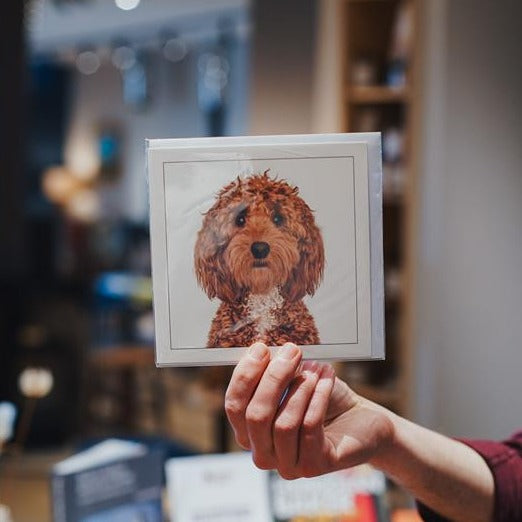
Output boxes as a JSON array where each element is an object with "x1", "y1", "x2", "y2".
[{"x1": 147, "y1": 133, "x2": 384, "y2": 366}]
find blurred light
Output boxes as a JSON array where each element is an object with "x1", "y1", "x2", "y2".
[
  {"x1": 76, "y1": 50, "x2": 101, "y2": 75},
  {"x1": 96, "y1": 272, "x2": 135, "y2": 299},
  {"x1": 163, "y1": 37, "x2": 188, "y2": 63},
  {"x1": 382, "y1": 128, "x2": 404, "y2": 164},
  {"x1": 122, "y1": 58, "x2": 148, "y2": 107},
  {"x1": 95, "y1": 272, "x2": 152, "y2": 303},
  {"x1": 136, "y1": 312, "x2": 154, "y2": 343},
  {"x1": 115, "y1": 0, "x2": 140, "y2": 11},
  {"x1": 42, "y1": 166, "x2": 79, "y2": 204},
  {"x1": 198, "y1": 53, "x2": 229, "y2": 74},
  {"x1": 66, "y1": 139, "x2": 100, "y2": 182},
  {"x1": 66, "y1": 188, "x2": 101, "y2": 223},
  {"x1": 99, "y1": 132, "x2": 119, "y2": 172},
  {"x1": 72, "y1": 168, "x2": 98, "y2": 183},
  {"x1": 198, "y1": 53, "x2": 230, "y2": 90},
  {"x1": 18, "y1": 368, "x2": 54, "y2": 399},
  {"x1": 112, "y1": 45, "x2": 136, "y2": 70},
  {"x1": 0, "y1": 402, "x2": 17, "y2": 443}
]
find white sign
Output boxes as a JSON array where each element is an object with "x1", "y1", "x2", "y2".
[{"x1": 165, "y1": 453, "x2": 271, "y2": 522}]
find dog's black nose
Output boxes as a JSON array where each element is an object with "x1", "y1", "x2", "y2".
[{"x1": 251, "y1": 241, "x2": 270, "y2": 259}]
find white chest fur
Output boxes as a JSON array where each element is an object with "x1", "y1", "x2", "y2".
[{"x1": 246, "y1": 288, "x2": 284, "y2": 337}]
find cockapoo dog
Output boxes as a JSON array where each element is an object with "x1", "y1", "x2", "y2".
[{"x1": 194, "y1": 171, "x2": 325, "y2": 348}]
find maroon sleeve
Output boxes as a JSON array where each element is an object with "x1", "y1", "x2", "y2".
[{"x1": 417, "y1": 430, "x2": 522, "y2": 522}]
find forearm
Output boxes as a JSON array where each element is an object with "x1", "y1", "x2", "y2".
[{"x1": 370, "y1": 411, "x2": 494, "y2": 522}]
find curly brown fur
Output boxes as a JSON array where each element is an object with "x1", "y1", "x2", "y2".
[{"x1": 194, "y1": 171, "x2": 325, "y2": 347}]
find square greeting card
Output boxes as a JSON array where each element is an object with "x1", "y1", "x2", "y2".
[{"x1": 147, "y1": 133, "x2": 384, "y2": 366}]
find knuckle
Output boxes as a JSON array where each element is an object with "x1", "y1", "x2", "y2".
[
  {"x1": 300, "y1": 432, "x2": 320, "y2": 455},
  {"x1": 302, "y1": 416, "x2": 321, "y2": 435},
  {"x1": 311, "y1": 384, "x2": 330, "y2": 403},
  {"x1": 266, "y1": 361, "x2": 293, "y2": 384},
  {"x1": 265, "y1": 366, "x2": 284, "y2": 385},
  {"x1": 224, "y1": 397, "x2": 243, "y2": 418},
  {"x1": 245, "y1": 404, "x2": 269, "y2": 425},
  {"x1": 274, "y1": 416, "x2": 298, "y2": 436},
  {"x1": 233, "y1": 369, "x2": 255, "y2": 389},
  {"x1": 235, "y1": 436, "x2": 251, "y2": 450},
  {"x1": 227, "y1": 371, "x2": 253, "y2": 397}
]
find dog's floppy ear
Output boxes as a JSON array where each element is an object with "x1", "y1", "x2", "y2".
[
  {"x1": 194, "y1": 208, "x2": 240, "y2": 303},
  {"x1": 283, "y1": 204, "x2": 325, "y2": 302}
]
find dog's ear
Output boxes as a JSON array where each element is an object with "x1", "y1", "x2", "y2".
[
  {"x1": 283, "y1": 205, "x2": 325, "y2": 302},
  {"x1": 194, "y1": 209, "x2": 240, "y2": 302}
]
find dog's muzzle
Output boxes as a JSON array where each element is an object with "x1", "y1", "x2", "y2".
[{"x1": 251, "y1": 241, "x2": 270, "y2": 259}]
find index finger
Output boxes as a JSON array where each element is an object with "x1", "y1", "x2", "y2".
[
  {"x1": 225, "y1": 342, "x2": 270, "y2": 448},
  {"x1": 245, "y1": 343, "x2": 302, "y2": 468}
]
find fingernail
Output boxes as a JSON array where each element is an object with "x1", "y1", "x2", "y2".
[
  {"x1": 322, "y1": 363, "x2": 335, "y2": 377},
  {"x1": 302, "y1": 360, "x2": 320, "y2": 373},
  {"x1": 248, "y1": 342, "x2": 268, "y2": 360},
  {"x1": 277, "y1": 343, "x2": 299, "y2": 360}
]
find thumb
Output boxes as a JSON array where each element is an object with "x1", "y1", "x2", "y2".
[{"x1": 325, "y1": 377, "x2": 360, "y2": 422}]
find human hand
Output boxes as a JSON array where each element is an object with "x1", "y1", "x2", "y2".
[{"x1": 225, "y1": 342, "x2": 396, "y2": 479}]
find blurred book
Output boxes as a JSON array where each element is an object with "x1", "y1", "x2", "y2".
[
  {"x1": 166, "y1": 452, "x2": 388, "y2": 522},
  {"x1": 51, "y1": 439, "x2": 163, "y2": 522},
  {"x1": 270, "y1": 465, "x2": 388, "y2": 522}
]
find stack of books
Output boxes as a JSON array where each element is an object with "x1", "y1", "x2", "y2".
[{"x1": 51, "y1": 439, "x2": 163, "y2": 522}]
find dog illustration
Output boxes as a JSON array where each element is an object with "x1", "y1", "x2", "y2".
[{"x1": 194, "y1": 171, "x2": 325, "y2": 348}]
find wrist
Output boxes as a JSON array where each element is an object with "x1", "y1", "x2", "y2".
[
  {"x1": 366, "y1": 403, "x2": 404, "y2": 474},
  {"x1": 368, "y1": 412, "x2": 495, "y2": 522}
]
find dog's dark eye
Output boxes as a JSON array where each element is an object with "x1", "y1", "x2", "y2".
[
  {"x1": 272, "y1": 212, "x2": 284, "y2": 227},
  {"x1": 235, "y1": 210, "x2": 247, "y2": 227}
]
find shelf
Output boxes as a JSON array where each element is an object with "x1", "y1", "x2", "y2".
[
  {"x1": 323, "y1": 0, "x2": 418, "y2": 419},
  {"x1": 383, "y1": 163, "x2": 407, "y2": 200},
  {"x1": 88, "y1": 345, "x2": 154, "y2": 369},
  {"x1": 383, "y1": 192, "x2": 404, "y2": 206},
  {"x1": 346, "y1": 0, "x2": 401, "y2": 3},
  {"x1": 347, "y1": 85, "x2": 409, "y2": 104},
  {"x1": 385, "y1": 268, "x2": 404, "y2": 303}
]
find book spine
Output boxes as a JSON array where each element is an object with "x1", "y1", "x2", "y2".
[{"x1": 51, "y1": 475, "x2": 67, "y2": 522}]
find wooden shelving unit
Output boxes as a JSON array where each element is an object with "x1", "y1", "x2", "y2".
[
  {"x1": 338, "y1": 0, "x2": 420, "y2": 418},
  {"x1": 85, "y1": 345, "x2": 229, "y2": 452},
  {"x1": 347, "y1": 85, "x2": 410, "y2": 103}
]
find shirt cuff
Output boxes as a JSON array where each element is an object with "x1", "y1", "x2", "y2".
[
  {"x1": 461, "y1": 438, "x2": 522, "y2": 522},
  {"x1": 417, "y1": 437, "x2": 522, "y2": 522}
]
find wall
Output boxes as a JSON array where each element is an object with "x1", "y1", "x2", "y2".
[
  {"x1": 415, "y1": 0, "x2": 522, "y2": 438},
  {"x1": 248, "y1": 0, "x2": 317, "y2": 135}
]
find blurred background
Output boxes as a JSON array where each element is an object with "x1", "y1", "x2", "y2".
[{"x1": 0, "y1": 0, "x2": 521, "y2": 521}]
